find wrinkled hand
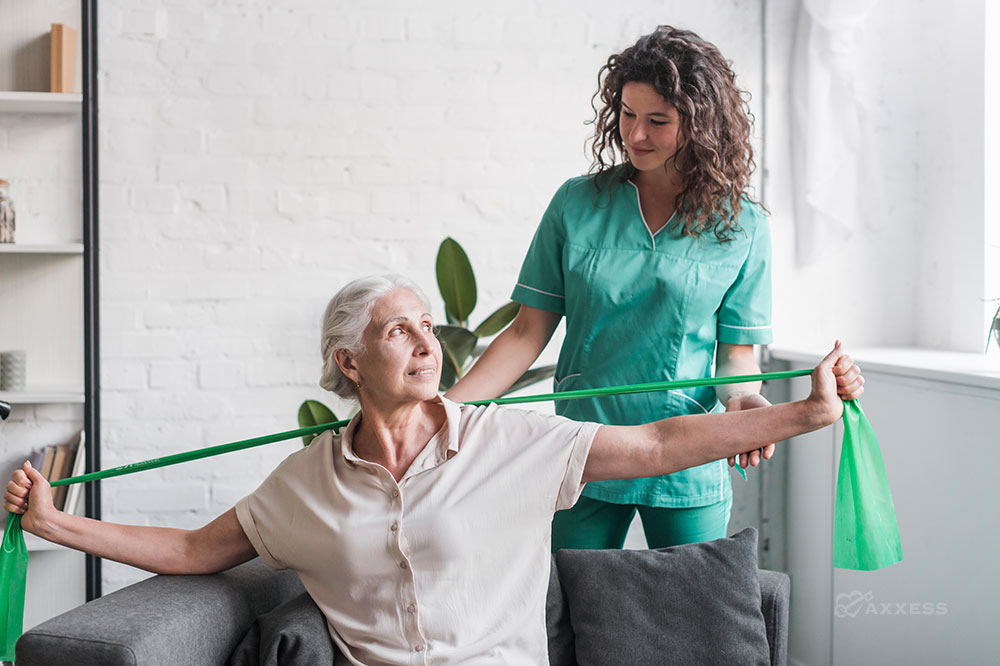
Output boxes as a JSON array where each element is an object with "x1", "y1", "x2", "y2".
[
  {"x1": 833, "y1": 347, "x2": 864, "y2": 401},
  {"x1": 725, "y1": 393, "x2": 774, "y2": 471},
  {"x1": 809, "y1": 341, "x2": 864, "y2": 425},
  {"x1": 3, "y1": 461, "x2": 55, "y2": 534}
]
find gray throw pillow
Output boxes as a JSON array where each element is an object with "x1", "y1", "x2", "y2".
[
  {"x1": 227, "y1": 592, "x2": 338, "y2": 666},
  {"x1": 555, "y1": 527, "x2": 770, "y2": 666},
  {"x1": 546, "y1": 555, "x2": 577, "y2": 665}
]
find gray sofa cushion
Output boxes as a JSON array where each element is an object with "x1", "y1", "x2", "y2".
[
  {"x1": 546, "y1": 555, "x2": 576, "y2": 666},
  {"x1": 758, "y1": 569, "x2": 790, "y2": 666},
  {"x1": 227, "y1": 592, "x2": 338, "y2": 666},
  {"x1": 16, "y1": 560, "x2": 304, "y2": 666},
  {"x1": 555, "y1": 527, "x2": 771, "y2": 666}
]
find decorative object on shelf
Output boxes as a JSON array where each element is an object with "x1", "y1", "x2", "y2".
[
  {"x1": 50, "y1": 23, "x2": 78, "y2": 93},
  {"x1": 0, "y1": 351, "x2": 26, "y2": 391},
  {"x1": 0, "y1": 401, "x2": 10, "y2": 420},
  {"x1": 0, "y1": 180, "x2": 14, "y2": 243}
]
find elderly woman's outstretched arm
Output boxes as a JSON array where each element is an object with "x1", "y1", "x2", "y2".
[
  {"x1": 583, "y1": 343, "x2": 862, "y2": 483},
  {"x1": 3, "y1": 467, "x2": 256, "y2": 575}
]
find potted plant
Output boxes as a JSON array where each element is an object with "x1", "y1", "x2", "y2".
[
  {"x1": 297, "y1": 238, "x2": 556, "y2": 443},
  {"x1": 988, "y1": 298, "x2": 1000, "y2": 354}
]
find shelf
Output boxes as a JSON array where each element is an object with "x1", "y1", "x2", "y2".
[
  {"x1": 0, "y1": 243, "x2": 83, "y2": 254},
  {"x1": 0, "y1": 388, "x2": 84, "y2": 404},
  {"x1": 0, "y1": 91, "x2": 82, "y2": 114}
]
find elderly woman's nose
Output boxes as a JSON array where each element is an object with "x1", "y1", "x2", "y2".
[{"x1": 414, "y1": 329, "x2": 435, "y2": 353}]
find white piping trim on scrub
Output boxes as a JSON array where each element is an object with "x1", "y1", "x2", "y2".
[
  {"x1": 515, "y1": 283, "x2": 565, "y2": 299},
  {"x1": 718, "y1": 323, "x2": 773, "y2": 330},
  {"x1": 670, "y1": 390, "x2": 709, "y2": 413},
  {"x1": 555, "y1": 373, "x2": 580, "y2": 390},
  {"x1": 626, "y1": 180, "x2": 675, "y2": 250}
]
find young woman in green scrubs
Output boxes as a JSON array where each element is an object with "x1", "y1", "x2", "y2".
[{"x1": 449, "y1": 26, "x2": 853, "y2": 550}]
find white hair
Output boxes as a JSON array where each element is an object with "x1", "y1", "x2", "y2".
[{"x1": 319, "y1": 274, "x2": 431, "y2": 400}]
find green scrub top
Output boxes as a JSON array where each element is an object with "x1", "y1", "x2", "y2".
[{"x1": 512, "y1": 175, "x2": 773, "y2": 508}]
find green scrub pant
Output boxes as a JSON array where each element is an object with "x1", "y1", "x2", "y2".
[{"x1": 551, "y1": 494, "x2": 733, "y2": 552}]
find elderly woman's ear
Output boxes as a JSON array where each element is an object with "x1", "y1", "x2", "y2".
[{"x1": 334, "y1": 349, "x2": 360, "y2": 386}]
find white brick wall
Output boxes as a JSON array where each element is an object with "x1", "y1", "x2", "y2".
[{"x1": 96, "y1": 0, "x2": 763, "y2": 591}]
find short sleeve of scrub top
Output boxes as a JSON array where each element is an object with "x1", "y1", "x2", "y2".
[
  {"x1": 716, "y1": 205, "x2": 773, "y2": 346},
  {"x1": 512, "y1": 181, "x2": 569, "y2": 315}
]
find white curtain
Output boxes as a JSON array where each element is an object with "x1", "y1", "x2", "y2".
[{"x1": 790, "y1": 0, "x2": 882, "y2": 265}]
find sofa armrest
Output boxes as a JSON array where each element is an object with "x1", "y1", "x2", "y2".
[
  {"x1": 16, "y1": 559, "x2": 303, "y2": 666},
  {"x1": 758, "y1": 569, "x2": 790, "y2": 666}
]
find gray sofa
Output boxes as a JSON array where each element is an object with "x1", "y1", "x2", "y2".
[{"x1": 16, "y1": 529, "x2": 789, "y2": 665}]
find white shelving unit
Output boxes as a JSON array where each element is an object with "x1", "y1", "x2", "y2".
[
  {"x1": 0, "y1": 243, "x2": 84, "y2": 254},
  {"x1": 0, "y1": 0, "x2": 94, "y2": 633},
  {"x1": 0, "y1": 91, "x2": 82, "y2": 114},
  {"x1": 0, "y1": 389, "x2": 85, "y2": 404}
]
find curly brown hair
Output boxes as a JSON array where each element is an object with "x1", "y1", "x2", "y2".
[{"x1": 589, "y1": 26, "x2": 760, "y2": 242}]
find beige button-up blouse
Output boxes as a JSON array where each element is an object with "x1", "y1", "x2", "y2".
[{"x1": 236, "y1": 395, "x2": 599, "y2": 665}]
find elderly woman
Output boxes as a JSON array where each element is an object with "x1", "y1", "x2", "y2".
[{"x1": 5, "y1": 275, "x2": 862, "y2": 665}]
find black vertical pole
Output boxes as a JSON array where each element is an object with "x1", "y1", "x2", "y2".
[{"x1": 81, "y1": 0, "x2": 101, "y2": 601}]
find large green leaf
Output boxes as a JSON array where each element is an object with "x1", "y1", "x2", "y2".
[
  {"x1": 436, "y1": 238, "x2": 477, "y2": 325},
  {"x1": 473, "y1": 301, "x2": 520, "y2": 338},
  {"x1": 439, "y1": 345, "x2": 461, "y2": 391},
  {"x1": 297, "y1": 400, "x2": 338, "y2": 446},
  {"x1": 504, "y1": 364, "x2": 557, "y2": 395},
  {"x1": 436, "y1": 325, "x2": 478, "y2": 371}
]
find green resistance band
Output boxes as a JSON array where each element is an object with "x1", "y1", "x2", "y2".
[
  {"x1": 51, "y1": 369, "x2": 812, "y2": 489},
  {"x1": 1, "y1": 368, "x2": 903, "y2": 660}
]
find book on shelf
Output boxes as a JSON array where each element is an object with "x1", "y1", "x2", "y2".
[
  {"x1": 49, "y1": 431, "x2": 83, "y2": 512},
  {"x1": 63, "y1": 430, "x2": 86, "y2": 516},
  {"x1": 48, "y1": 443, "x2": 69, "y2": 509},
  {"x1": 27, "y1": 447, "x2": 46, "y2": 474},
  {"x1": 14, "y1": 431, "x2": 85, "y2": 514},
  {"x1": 39, "y1": 445, "x2": 57, "y2": 480}
]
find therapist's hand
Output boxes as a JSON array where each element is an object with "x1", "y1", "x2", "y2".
[{"x1": 724, "y1": 393, "x2": 775, "y2": 470}]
